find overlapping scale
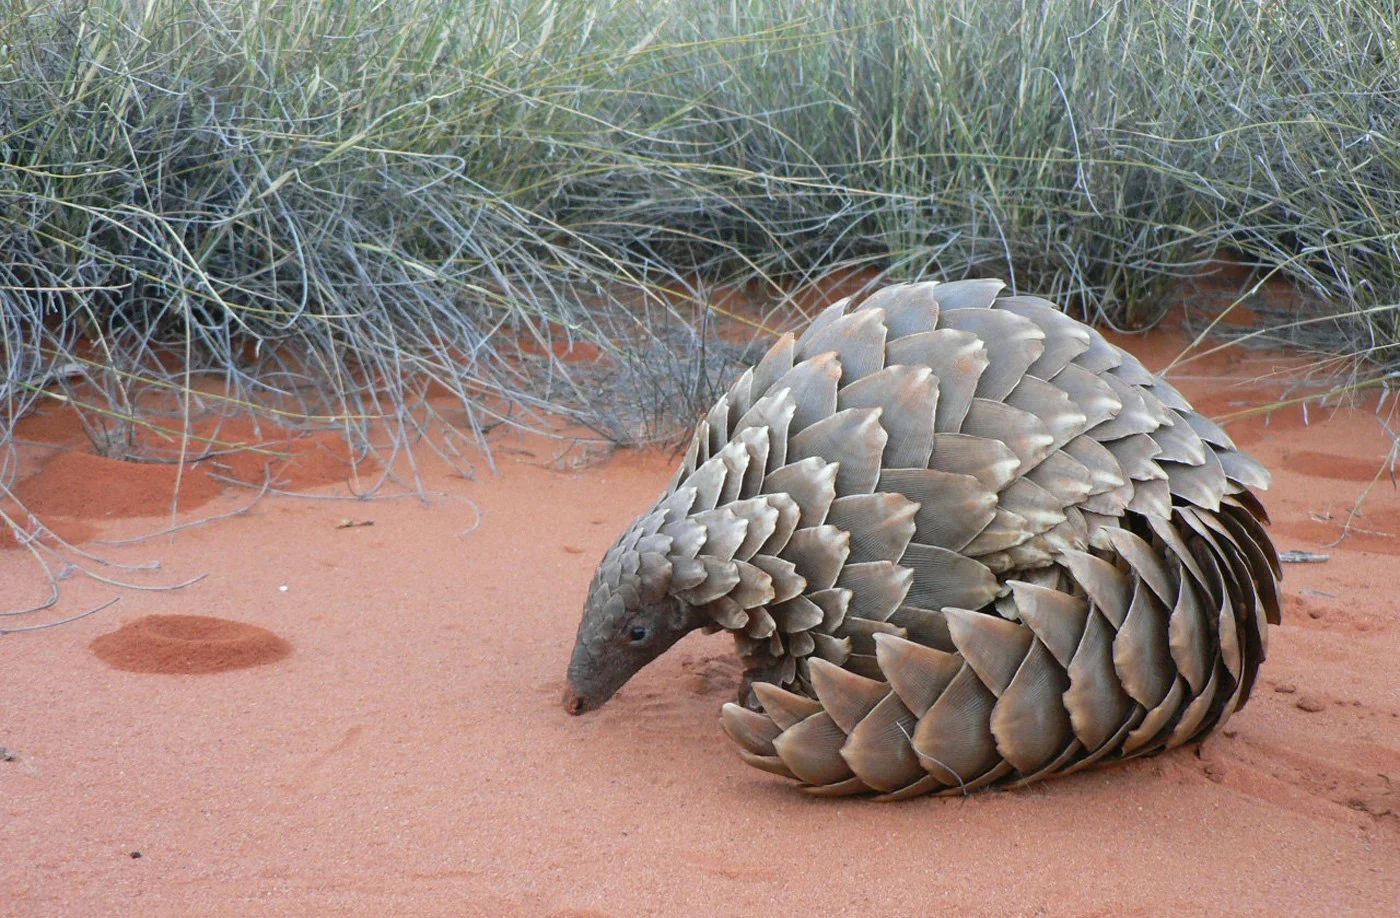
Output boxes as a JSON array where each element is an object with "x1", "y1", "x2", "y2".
[{"x1": 589, "y1": 279, "x2": 1277, "y2": 798}]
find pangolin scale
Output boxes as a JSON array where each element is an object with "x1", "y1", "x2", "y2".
[{"x1": 564, "y1": 279, "x2": 1280, "y2": 799}]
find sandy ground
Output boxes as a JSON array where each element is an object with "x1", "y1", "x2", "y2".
[{"x1": 2, "y1": 324, "x2": 1398, "y2": 916}]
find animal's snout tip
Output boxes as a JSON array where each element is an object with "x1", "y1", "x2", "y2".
[{"x1": 562, "y1": 684, "x2": 588, "y2": 716}]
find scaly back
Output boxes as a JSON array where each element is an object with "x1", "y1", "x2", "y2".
[{"x1": 573, "y1": 279, "x2": 1280, "y2": 798}]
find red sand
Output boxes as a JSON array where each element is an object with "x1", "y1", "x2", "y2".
[
  {"x1": 90, "y1": 615, "x2": 292, "y2": 674},
  {"x1": 3, "y1": 412, "x2": 378, "y2": 552},
  {"x1": 1, "y1": 326, "x2": 1397, "y2": 915},
  {"x1": 515, "y1": 322, "x2": 606, "y2": 363},
  {"x1": 0, "y1": 511, "x2": 99, "y2": 550},
  {"x1": 12, "y1": 450, "x2": 224, "y2": 519}
]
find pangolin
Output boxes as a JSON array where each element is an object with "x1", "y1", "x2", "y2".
[{"x1": 563, "y1": 280, "x2": 1280, "y2": 798}]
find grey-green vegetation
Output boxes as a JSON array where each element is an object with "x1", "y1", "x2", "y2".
[{"x1": 2, "y1": 0, "x2": 1396, "y2": 455}]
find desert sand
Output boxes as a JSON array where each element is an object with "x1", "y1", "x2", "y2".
[{"x1": 2, "y1": 321, "x2": 1397, "y2": 916}]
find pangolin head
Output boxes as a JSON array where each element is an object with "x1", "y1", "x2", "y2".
[{"x1": 563, "y1": 530, "x2": 704, "y2": 715}]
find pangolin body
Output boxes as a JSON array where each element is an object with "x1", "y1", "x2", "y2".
[{"x1": 565, "y1": 279, "x2": 1280, "y2": 798}]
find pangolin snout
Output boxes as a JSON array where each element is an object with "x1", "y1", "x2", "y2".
[{"x1": 562, "y1": 681, "x2": 601, "y2": 715}]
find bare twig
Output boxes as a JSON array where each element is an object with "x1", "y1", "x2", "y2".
[{"x1": 0, "y1": 597, "x2": 122, "y2": 636}]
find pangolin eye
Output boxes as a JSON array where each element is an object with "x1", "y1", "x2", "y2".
[{"x1": 628, "y1": 625, "x2": 648, "y2": 642}]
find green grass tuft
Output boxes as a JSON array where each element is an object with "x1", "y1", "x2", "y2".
[{"x1": 2, "y1": 0, "x2": 1397, "y2": 460}]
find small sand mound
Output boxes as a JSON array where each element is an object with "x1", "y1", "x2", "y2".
[
  {"x1": 15, "y1": 406, "x2": 379, "y2": 501},
  {"x1": 91, "y1": 615, "x2": 291, "y2": 674},
  {"x1": 213, "y1": 427, "x2": 381, "y2": 491},
  {"x1": 0, "y1": 510, "x2": 99, "y2": 551},
  {"x1": 14, "y1": 451, "x2": 223, "y2": 519}
]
